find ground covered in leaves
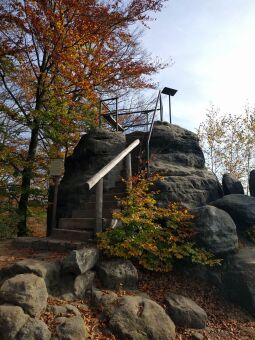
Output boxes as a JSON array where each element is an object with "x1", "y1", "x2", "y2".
[{"x1": 0, "y1": 240, "x2": 255, "y2": 339}]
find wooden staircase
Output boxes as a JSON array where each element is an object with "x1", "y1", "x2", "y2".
[{"x1": 52, "y1": 181, "x2": 125, "y2": 241}]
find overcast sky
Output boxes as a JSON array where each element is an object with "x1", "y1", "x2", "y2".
[{"x1": 142, "y1": 0, "x2": 255, "y2": 131}]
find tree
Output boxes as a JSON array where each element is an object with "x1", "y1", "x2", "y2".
[
  {"x1": 198, "y1": 105, "x2": 255, "y2": 188},
  {"x1": 0, "y1": 0, "x2": 166, "y2": 235}
]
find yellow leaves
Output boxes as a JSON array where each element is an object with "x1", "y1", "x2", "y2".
[{"x1": 97, "y1": 171, "x2": 221, "y2": 272}]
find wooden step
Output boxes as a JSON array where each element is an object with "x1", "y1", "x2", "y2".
[
  {"x1": 51, "y1": 229, "x2": 94, "y2": 242},
  {"x1": 79, "y1": 201, "x2": 120, "y2": 209},
  {"x1": 72, "y1": 208, "x2": 118, "y2": 218},
  {"x1": 88, "y1": 192, "x2": 125, "y2": 202},
  {"x1": 59, "y1": 218, "x2": 95, "y2": 230}
]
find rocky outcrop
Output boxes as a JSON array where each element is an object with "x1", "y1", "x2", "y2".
[
  {"x1": 149, "y1": 122, "x2": 223, "y2": 208},
  {"x1": 192, "y1": 205, "x2": 238, "y2": 255},
  {"x1": 97, "y1": 259, "x2": 138, "y2": 290},
  {"x1": 165, "y1": 292, "x2": 207, "y2": 329},
  {"x1": 0, "y1": 273, "x2": 48, "y2": 317},
  {"x1": 209, "y1": 194, "x2": 255, "y2": 230},
  {"x1": 222, "y1": 173, "x2": 244, "y2": 195}
]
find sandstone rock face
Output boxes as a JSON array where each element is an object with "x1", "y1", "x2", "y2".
[
  {"x1": 222, "y1": 247, "x2": 255, "y2": 316},
  {"x1": 97, "y1": 259, "x2": 138, "y2": 290},
  {"x1": 109, "y1": 295, "x2": 176, "y2": 340},
  {"x1": 249, "y1": 169, "x2": 255, "y2": 196},
  {"x1": 57, "y1": 128, "x2": 126, "y2": 219},
  {"x1": 55, "y1": 316, "x2": 89, "y2": 340},
  {"x1": 165, "y1": 292, "x2": 207, "y2": 329},
  {"x1": 192, "y1": 205, "x2": 238, "y2": 255},
  {"x1": 209, "y1": 194, "x2": 255, "y2": 229},
  {"x1": 149, "y1": 122, "x2": 223, "y2": 208},
  {"x1": 74, "y1": 271, "x2": 95, "y2": 298},
  {"x1": 17, "y1": 318, "x2": 51, "y2": 340},
  {"x1": 62, "y1": 247, "x2": 99, "y2": 275},
  {"x1": 0, "y1": 273, "x2": 48, "y2": 317},
  {"x1": 0, "y1": 305, "x2": 29, "y2": 340},
  {"x1": 222, "y1": 173, "x2": 244, "y2": 195}
]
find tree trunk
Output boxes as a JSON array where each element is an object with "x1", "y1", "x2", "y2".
[{"x1": 17, "y1": 122, "x2": 39, "y2": 236}]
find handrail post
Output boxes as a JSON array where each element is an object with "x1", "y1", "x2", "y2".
[
  {"x1": 126, "y1": 153, "x2": 132, "y2": 189},
  {"x1": 95, "y1": 178, "x2": 103, "y2": 234}
]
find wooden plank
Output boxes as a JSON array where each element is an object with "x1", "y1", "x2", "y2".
[
  {"x1": 95, "y1": 178, "x2": 103, "y2": 234},
  {"x1": 86, "y1": 139, "x2": 140, "y2": 190}
]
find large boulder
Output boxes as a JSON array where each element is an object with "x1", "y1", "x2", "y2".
[
  {"x1": 165, "y1": 292, "x2": 207, "y2": 329},
  {"x1": 97, "y1": 259, "x2": 138, "y2": 290},
  {"x1": 249, "y1": 169, "x2": 255, "y2": 197},
  {"x1": 17, "y1": 318, "x2": 51, "y2": 340},
  {"x1": 0, "y1": 259, "x2": 61, "y2": 294},
  {"x1": 0, "y1": 305, "x2": 29, "y2": 340},
  {"x1": 222, "y1": 246, "x2": 255, "y2": 316},
  {"x1": 209, "y1": 194, "x2": 255, "y2": 229},
  {"x1": 0, "y1": 273, "x2": 48, "y2": 317},
  {"x1": 62, "y1": 247, "x2": 99, "y2": 275},
  {"x1": 55, "y1": 316, "x2": 89, "y2": 340},
  {"x1": 222, "y1": 173, "x2": 244, "y2": 195},
  {"x1": 149, "y1": 122, "x2": 223, "y2": 208},
  {"x1": 192, "y1": 205, "x2": 238, "y2": 255},
  {"x1": 109, "y1": 295, "x2": 175, "y2": 340}
]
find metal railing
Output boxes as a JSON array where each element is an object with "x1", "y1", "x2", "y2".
[
  {"x1": 99, "y1": 90, "x2": 162, "y2": 176},
  {"x1": 86, "y1": 139, "x2": 140, "y2": 234}
]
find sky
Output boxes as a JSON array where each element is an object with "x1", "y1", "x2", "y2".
[{"x1": 141, "y1": 0, "x2": 255, "y2": 131}]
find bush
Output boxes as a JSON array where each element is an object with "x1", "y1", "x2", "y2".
[{"x1": 97, "y1": 172, "x2": 221, "y2": 272}]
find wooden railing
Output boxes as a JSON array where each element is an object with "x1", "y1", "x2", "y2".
[{"x1": 86, "y1": 139, "x2": 140, "y2": 234}]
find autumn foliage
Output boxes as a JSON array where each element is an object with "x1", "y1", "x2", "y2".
[{"x1": 98, "y1": 172, "x2": 221, "y2": 272}]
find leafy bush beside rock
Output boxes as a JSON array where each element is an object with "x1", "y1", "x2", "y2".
[{"x1": 98, "y1": 173, "x2": 221, "y2": 272}]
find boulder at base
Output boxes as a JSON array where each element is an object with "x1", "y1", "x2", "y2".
[
  {"x1": 165, "y1": 292, "x2": 207, "y2": 329},
  {"x1": 192, "y1": 205, "x2": 238, "y2": 255},
  {"x1": 149, "y1": 122, "x2": 223, "y2": 208},
  {"x1": 0, "y1": 273, "x2": 48, "y2": 317},
  {"x1": 0, "y1": 305, "x2": 29, "y2": 340},
  {"x1": 55, "y1": 316, "x2": 89, "y2": 340},
  {"x1": 109, "y1": 295, "x2": 175, "y2": 340},
  {"x1": 62, "y1": 247, "x2": 99, "y2": 275},
  {"x1": 74, "y1": 271, "x2": 95, "y2": 299},
  {"x1": 17, "y1": 318, "x2": 51, "y2": 340},
  {"x1": 222, "y1": 246, "x2": 255, "y2": 316},
  {"x1": 97, "y1": 259, "x2": 138, "y2": 290},
  {"x1": 222, "y1": 173, "x2": 244, "y2": 195},
  {"x1": 209, "y1": 194, "x2": 255, "y2": 229}
]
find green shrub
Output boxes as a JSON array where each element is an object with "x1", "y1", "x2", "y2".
[{"x1": 97, "y1": 172, "x2": 221, "y2": 272}]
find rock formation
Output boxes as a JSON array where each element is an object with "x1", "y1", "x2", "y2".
[
  {"x1": 149, "y1": 122, "x2": 223, "y2": 207},
  {"x1": 222, "y1": 173, "x2": 244, "y2": 195}
]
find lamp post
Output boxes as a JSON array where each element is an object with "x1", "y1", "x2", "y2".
[{"x1": 161, "y1": 87, "x2": 178, "y2": 124}]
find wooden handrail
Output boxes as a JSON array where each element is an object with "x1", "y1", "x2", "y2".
[{"x1": 86, "y1": 139, "x2": 140, "y2": 190}]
